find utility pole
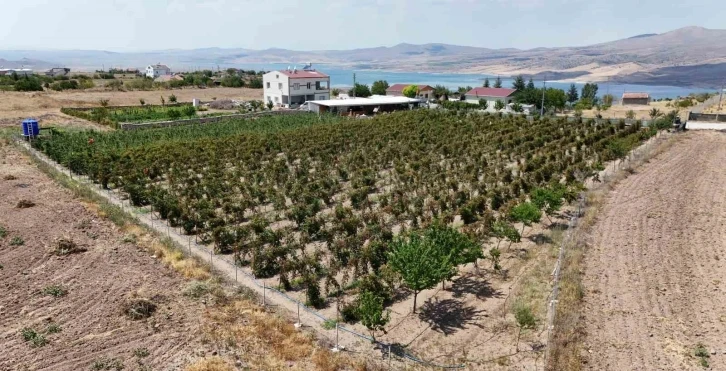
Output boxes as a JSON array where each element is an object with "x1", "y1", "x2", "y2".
[
  {"x1": 352, "y1": 73, "x2": 356, "y2": 98},
  {"x1": 717, "y1": 82, "x2": 724, "y2": 121},
  {"x1": 540, "y1": 75, "x2": 546, "y2": 116}
]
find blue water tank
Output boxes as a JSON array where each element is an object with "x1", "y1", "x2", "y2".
[{"x1": 22, "y1": 119, "x2": 39, "y2": 137}]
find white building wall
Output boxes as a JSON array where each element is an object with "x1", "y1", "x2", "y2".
[
  {"x1": 263, "y1": 71, "x2": 330, "y2": 106},
  {"x1": 464, "y1": 95, "x2": 514, "y2": 106}
]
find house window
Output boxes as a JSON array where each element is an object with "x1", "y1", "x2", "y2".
[
  {"x1": 278, "y1": 83, "x2": 282, "y2": 89},
  {"x1": 266, "y1": 82, "x2": 270, "y2": 88},
  {"x1": 315, "y1": 81, "x2": 329, "y2": 90},
  {"x1": 267, "y1": 96, "x2": 272, "y2": 102},
  {"x1": 276, "y1": 74, "x2": 279, "y2": 79},
  {"x1": 274, "y1": 96, "x2": 279, "y2": 102},
  {"x1": 318, "y1": 96, "x2": 325, "y2": 100},
  {"x1": 294, "y1": 83, "x2": 300, "y2": 90},
  {"x1": 307, "y1": 82, "x2": 311, "y2": 89}
]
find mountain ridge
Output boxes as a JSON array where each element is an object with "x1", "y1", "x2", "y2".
[{"x1": 1, "y1": 26, "x2": 724, "y2": 87}]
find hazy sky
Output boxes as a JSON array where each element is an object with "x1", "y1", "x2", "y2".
[{"x1": 1, "y1": 0, "x2": 723, "y2": 51}]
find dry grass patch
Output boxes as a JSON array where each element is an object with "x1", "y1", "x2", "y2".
[
  {"x1": 185, "y1": 357, "x2": 234, "y2": 371},
  {"x1": 51, "y1": 236, "x2": 87, "y2": 256}
]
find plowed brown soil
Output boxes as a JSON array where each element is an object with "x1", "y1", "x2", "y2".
[
  {"x1": 0, "y1": 145, "x2": 202, "y2": 370},
  {"x1": 583, "y1": 131, "x2": 726, "y2": 370}
]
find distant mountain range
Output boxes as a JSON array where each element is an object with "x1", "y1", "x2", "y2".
[{"x1": 2, "y1": 26, "x2": 724, "y2": 87}]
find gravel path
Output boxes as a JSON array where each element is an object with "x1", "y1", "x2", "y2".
[{"x1": 583, "y1": 131, "x2": 726, "y2": 370}]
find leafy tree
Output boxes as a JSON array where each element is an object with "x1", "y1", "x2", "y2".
[
  {"x1": 139, "y1": 98, "x2": 146, "y2": 106},
  {"x1": 530, "y1": 187, "x2": 563, "y2": 223},
  {"x1": 433, "y1": 85, "x2": 450, "y2": 100},
  {"x1": 358, "y1": 291, "x2": 390, "y2": 342},
  {"x1": 491, "y1": 220, "x2": 520, "y2": 249},
  {"x1": 512, "y1": 75, "x2": 526, "y2": 91},
  {"x1": 567, "y1": 84, "x2": 579, "y2": 104},
  {"x1": 388, "y1": 234, "x2": 450, "y2": 313},
  {"x1": 479, "y1": 99, "x2": 488, "y2": 110},
  {"x1": 402, "y1": 85, "x2": 418, "y2": 98},
  {"x1": 511, "y1": 102, "x2": 524, "y2": 113},
  {"x1": 371, "y1": 80, "x2": 389, "y2": 95},
  {"x1": 168, "y1": 94, "x2": 177, "y2": 103},
  {"x1": 649, "y1": 108, "x2": 662, "y2": 119},
  {"x1": 483, "y1": 78, "x2": 490, "y2": 88},
  {"x1": 602, "y1": 94, "x2": 614, "y2": 107},
  {"x1": 494, "y1": 100, "x2": 505, "y2": 111},
  {"x1": 248, "y1": 77, "x2": 263, "y2": 89},
  {"x1": 349, "y1": 83, "x2": 372, "y2": 98},
  {"x1": 14, "y1": 76, "x2": 43, "y2": 92},
  {"x1": 626, "y1": 109, "x2": 635, "y2": 119},
  {"x1": 331, "y1": 88, "x2": 340, "y2": 97},
  {"x1": 509, "y1": 202, "x2": 542, "y2": 236},
  {"x1": 493, "y1": 77, "x2": 502, "y2": 88},
  {"x1": 526, "y1": 78, "x2": 535, "y2": 90},
  {"x1": 489, "y1": 248, "x2": 502, "y2": 271},
  {"x1": 266, "y1": 101, "x2": 274, "y2": 111},
  {"x1": 581, "y1": 83, "x2": 599, "y2": 102},
  {"x1": 423, "y1": 222, "x2": 481, "y2": 277}
]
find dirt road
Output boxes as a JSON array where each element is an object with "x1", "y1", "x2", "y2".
[{"x1": 583, "y1": 131, "x2": 726, "y2": 370}]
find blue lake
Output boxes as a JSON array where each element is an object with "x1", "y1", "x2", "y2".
[{"x1": 233, "y1": 63, "x2": 716, "y2": 100}]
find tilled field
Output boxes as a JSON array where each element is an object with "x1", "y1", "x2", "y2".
[
  {"x1": 0, "y1": 145, "x2": 202, "y2": 370},
  {"x1": 583, "y1": 131, "x2": 726, "y2": 370}
]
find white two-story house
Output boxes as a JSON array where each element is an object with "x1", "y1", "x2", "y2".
[
  {"x1": 263, "y1": 68, "x2": 330, "y2": 107},
  {"x1": 146, "y1": 64, "x2": 171, "y2": 79}
]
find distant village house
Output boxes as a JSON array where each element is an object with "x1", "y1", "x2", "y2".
[
  {"x1": 622, "y1": 92, "x2": 650, "y2": 105},
  {"x1": 263, "y1": 66, "x2": 330, "y2": 107},
  {"x1": 146, "y1": 64, "x2": 171, "y2": 79},
  {"x1": 46, "y1": 67, "x2": 70, "y2": 77},
  {"x1": 464, "y1": 87, "x2": 517, "y2": 106},
  {"x1": 386, "y1": 84, "x2": 435, "y2": 100},
  {"x1": 0, "y1": 68, "x2": 33, "y2": 77}
]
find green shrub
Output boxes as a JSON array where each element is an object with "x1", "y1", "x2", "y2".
[
  {"x1": 10, "y1": 236, "x2": 24, "y2": 246},
  {"x1": 43, "y1": 285, "x2": 68, "y2": 297}
]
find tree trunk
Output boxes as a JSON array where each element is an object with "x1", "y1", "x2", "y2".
[{"x1": 412, "y1": 291, "x2": 418, "y2": 314}]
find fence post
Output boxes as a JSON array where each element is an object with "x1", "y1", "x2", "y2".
[
  {"x1": 294, "y1": 302, "x2": 301, "y2": 329},
  {"x1": 262, "y1": 284, "x2": 266, "y2": 307},
  {"x1": 388, "y1": 344, "x2": 392, "y2": 369}
]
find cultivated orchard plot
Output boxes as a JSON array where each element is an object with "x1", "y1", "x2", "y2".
[{"x1": 33, "y1": 110, "x2": 659, "y2": 315}]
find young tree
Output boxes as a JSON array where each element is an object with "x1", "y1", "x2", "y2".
[
  {"x1": 388, "y1": 234, "x2": 450, "y2": 313},
  {"x1": 493, "y1": 77, "x2": 503, "y2": 88},
  {"x1": 526, "y1": 78, "x2": 535, "y2": 90},
  {"x1": 483, "y1": 78, "x2": 490, "y2": 88},
  {"x1": 491, "y1": 220, "x2": 520, "y2": 249},
  {"x1": 332, "y1": 88, "x2": 340, "y2": 97},
  {"x1": 511, "y1": 102, "x2": 524, "y2": 113},
  {"x1": 168, "y1": 94, "x2": 177, "y2": 103},
  {"x1": 371, "y1": 80, "x2": 390, "y2": 96},
  {"x1": 494, "y1": 100, "x2": 505, "y2": 111},
  {"x1": 530, "y1": 187, "x2": 563, "y2": 223},
  {"x1": 139, "y1": 98, "x2": 146, "y2": 106},
  {"x1": 433, "y1": 85, "x2": 450, "y2": 100},
  {"x1": 512, "y1": 75, "x2": 526, "y2": 91},
  {"x1": 358, "y1": 290, "x2": 390, "y2": 342},
  {"x1": 602, "y1": 94, "x2": 614, "y2": 107},
  {"x1": 567, "y1": 84, "x2": 579, "y2": 104},
  {"x1": 509, "y1": 202, "x2": 542, "y2": 237},
  {"x1": 649, "y1": 108, "x2": 662, "y2": 119},
  {"x1": 349, "y1": 83, "x2": 372, "y2": 98},
  {"x1": 423, "y1": 223, "x2": 482, "y2": 284},
  {"x1": 160, "y1": 96, "x2": 166, "y2": 106},
  {"x1": 626, "y1": 109, "x2": 636, "y2": 119},
  {"x1": 402, "y1": 85, "x2": 418, "y2": 98}
]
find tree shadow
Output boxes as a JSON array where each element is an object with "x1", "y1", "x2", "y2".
[
  {"x1": 547, "y1": 221, "x2": 570, "y2": 231},
  {"x1": 388, "y1": 287, "x2": 412, "y2": 305},
  {"x1": 417, "y1": 298, "x2": 486, "y2": 336},
  {"x1": 449, "y1": 275, "x2": 503, "y2": 300},
  {"x1": 528, "y1": 233, "x2": 553, "y2": 245}
]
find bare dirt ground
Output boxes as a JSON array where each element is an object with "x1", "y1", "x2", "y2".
[
  {"x1": 0, "y1": 87, "x2": 262, "y2": 128},
  {"x1": 582, "y1": 131, "x2": 726, "y2": 370},
  {"x1": 0, "y1": 144, "x2": 203, "y2": 370}
]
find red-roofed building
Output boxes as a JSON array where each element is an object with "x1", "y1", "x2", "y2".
[
  {"x1": 263, "y1": 66, "x2": 331, "y2": 107},
  {"x1": 464, "y1": 87, "x2": 518, "y2": 106},
  {"x1": 386, "y1": 84, "x2": 435, "y2": 100},
  {"x1": 622, "y1": 92, "x2": 650, "y2": 105}
]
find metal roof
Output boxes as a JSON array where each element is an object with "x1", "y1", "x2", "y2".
[
  {"x1": 622, "y1": 92, "x2": 650, "y2": 99},
  {"x1": 309, "y1": 96, "x2": 422, "y2": 107},
  {"x1": 465, "y1": 87, "x2": 517, "y2": 98}
]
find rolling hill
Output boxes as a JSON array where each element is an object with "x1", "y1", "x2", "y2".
[{"x1": 1, "y1": 26, "x2": 724, "y2": 87}]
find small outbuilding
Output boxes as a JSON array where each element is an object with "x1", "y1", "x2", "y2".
[
  {"x1": 622, "y1": 92, "x2": 650, "y2": 105},
  {"x1": 464, "y1": 87, "x2": 517, "y2": 107},
  {"x1": 305, "y1": 96, "x2": 423, "y2": 115}
]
